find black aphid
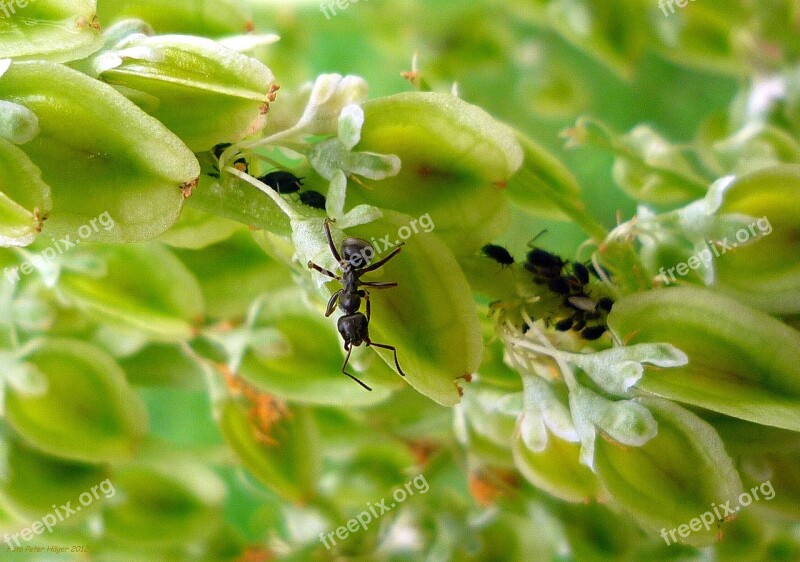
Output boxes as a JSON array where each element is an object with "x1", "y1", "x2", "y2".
[
  {"x1": 258, "y1": 170, "x2": 304, "y2": 194},
  {"x1": 481, "y1": 243, "x2": 515, "y2": 266},
  {"x1": 299, "y1": 190, "x2": 326, "y2": 210}
]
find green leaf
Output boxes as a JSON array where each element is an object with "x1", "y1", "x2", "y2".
[
  {"x1": 4, "y1": 338, "x2": 148, "y2": 463},
  {"x1": 0, "y1": 0, "x2": 102, "y2": 62},
  {"x1": 608, "y1": 286, "x2": 800, "y2": 431},
  {"x1": 119, "y1": 344, "x2": 205, "y2": 390},
  {"x1": 0, "y1": 60, "x2": 199, "y2": 243},
  {"x1": 185, "y1": 174, "x2": 291, "y2": 237}
]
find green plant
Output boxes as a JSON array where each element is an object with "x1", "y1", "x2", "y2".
[{"x1": 1, "y1": 1, "x2": 799, "y2": 561}]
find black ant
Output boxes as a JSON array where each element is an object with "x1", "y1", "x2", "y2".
[
  {"x1": 299, "y1": 190, "x2": 326, "y2": 210},
  {"x1": 258, "y1": 170, "x2": 304, "y2": 194},
  {"x1": 481, "y1": 244, "x2": 514, "y2": 266},
  {"x1": 306, "y1": 219, "x2": 406, "y2": 390}
]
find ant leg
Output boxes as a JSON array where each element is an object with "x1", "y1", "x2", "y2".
[
  {"x1": 360, "y1": 246, "x2": 402, "y2": 273},
  {"x1": 325, "y1": 289, "x2": 343, "y2": 317},
  {"x1": 323, "y1": 218, "x2": 342, "y2": 263},
  {"x1": 359, "y1": 290, "x2": 371, "y2": 322},
  {"x1": 307, "y1": 260, "x2": 340, "y2": 280},
  {"x1": 342, "y1": 344, "x2": 372, "y2": 391},
  {"x1": 368, "y1": 341, "x2": 406, "y2": 377},
  {"x1": 360, "y1": 281, "x2": 398, "y2": 289}
]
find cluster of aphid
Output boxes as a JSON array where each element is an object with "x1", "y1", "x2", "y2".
[
  {"x1": 481, "y1": 242, "x2": 614, "y2": 340},
  {"x1": 209, "y1": 143, "x2": 328, "y2": 209}
]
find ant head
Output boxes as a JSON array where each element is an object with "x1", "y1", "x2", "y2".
[{"x1": 340, "y1": 237, "x2": 375, "y2": 269}]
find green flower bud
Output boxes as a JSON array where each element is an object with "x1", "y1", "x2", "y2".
[
  {"x1": 157, "y1": 206, "x2": 241, "y2": 250},
  {"x1": 712, "y1": 164, "x2": 800, "y2": 313},
  {"x1": 236, "y1": 290, "x2": 401, "y2": 406},
  {"x1": 350, "y1": 92, "x2": 523, "y2": 255},
  {"x1": 59, "y1": 244, "x2": 204, "y2": 342},
  {"x1": 704, "y1": 122, "x2": 800, "y2": 175},
  {"x1": 0, "y1": 60, "x2": 199, "y2": 243},
  {"x1": 0, "y1": 435, "x2": 107, "y2": 523},
  {"x1": 594, "y1": 397, "x2": 743, "y2": 547},
  {"x1": 119, "y1": 343, "x2": 204, "y2": 390},
  {"x1": 657, "y1": 5, "x2": 743, "y2": 75},
  {"x1": 343, "y1": 212, "x2": 484, "y2": 406},
  {"x1": 454, "y1": 408, "x2": 515, "y2": 468},
  {"x1": 0, "y1": 139, "x2": 51, "y2": 247},
  {"x1": 103, "y1": 463, "x2": 224, "y2": 546},
  {"x1": 219, "y1": 400, "x2": 321, "y2": 503},
  {"x1": 457, "y1": 386, "x2": 519, "y2": 453},
  {"x1": 557, "y1": 501, "x2": 637, "y2": 562},
  {"x1": 0, "y1": 100, "x2": 39, "y2": 144},
  {"x1": 608, "y1": 286, "x2": 800, "y2": 431},
  {"x1": 513, "y1": 430, "x2": 601, "y2": 503},
  {"x1": 506, "y1": 132, "x2": 603, "y2": 241},
  {"x1": 175, "y1": 231, "x2": 292, "y2": 320},
  {"x1": 0, "y1": 0, "x2": 102, "y2": 62},
  {"x1": 573, "y1": 119, "x2": 709, "y2": 204},
  {"x1": 97, "y1": 0, "x2": 254, "y2": 37},
  {"x1": 544, "y1": 0, "x2": 646, "y2": 77},
  {"x1": 324, "y1": 442, "x2": 416, "y2": 511},
  {"x1": 94, "y1": 34, "x2": 276, "y2": 151},
  {"x1": 738, "y1": 451, "x2": 799, "y2": 520},
  {"x1": 3, "y1": 339, "x2": 148, "y2": 463}
]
